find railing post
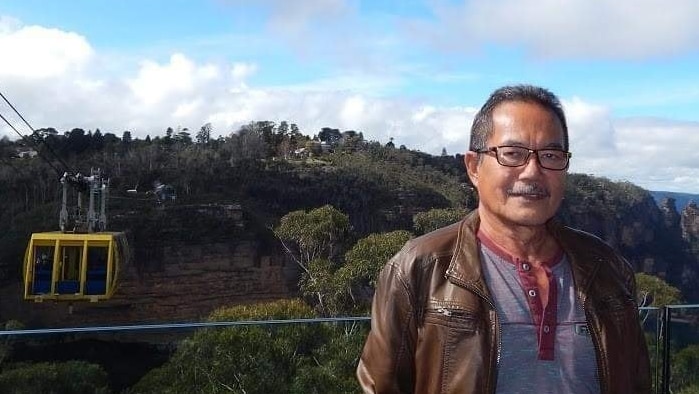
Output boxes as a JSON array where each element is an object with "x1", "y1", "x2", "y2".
[
  {"x1": 661, "y1": 306, "x2": 671, "y2": 394},
  {"x1": 655, "y1": 308, "x2": 662, "y2": 394}
]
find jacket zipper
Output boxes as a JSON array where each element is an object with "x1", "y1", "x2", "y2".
[
  {"x1": 436, "y1": 307, "x2": 452, "y2": 316},
  {"x1": 577, "y1": 258, "x2": 607, "y2": 394},
  {"x1": 447, "y1": 276, "x2": 500, "y2": 394}
]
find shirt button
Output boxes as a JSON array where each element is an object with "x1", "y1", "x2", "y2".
[
  {"x1": 522, "y1": 263, "x2": 530, "y2": 271},
  {"x1": 543, "y1": 325, "x2": 550, "y2": 333},
  {"x1": 528, "y1": 289, "x2": 537, "y2": 297}
]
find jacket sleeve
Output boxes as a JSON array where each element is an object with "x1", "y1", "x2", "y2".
[
  {"x1": 628, "y1": 268, "x2": 653, "y2": 393},
  {"x1": 611, "y1": 251, "x2": 652, "y2": 393},
  {"x1": 357, "y1": 255, "x2": 417, "y2": 394}
]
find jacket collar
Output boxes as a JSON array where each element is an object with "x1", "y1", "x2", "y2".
[
  {"x1": 547, "y1": 219, "x2": 603, "y2": 296},
  {"x1": 446, "y1": 209, "x2": 602, "y2": 297},
  {"x1": 445, "y1": 210, "x2": 490, "y2": 297}
]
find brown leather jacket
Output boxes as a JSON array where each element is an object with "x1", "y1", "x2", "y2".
[{"x1": 357, "y1": 210, "x2": 651, "y2": 394}]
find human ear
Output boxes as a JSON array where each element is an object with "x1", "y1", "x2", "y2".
[{"x1": 464, "y1": 151, "x2": 480, "y2": 188}]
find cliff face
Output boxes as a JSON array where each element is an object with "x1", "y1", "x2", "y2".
[
  {"x1": 660, "y1": 198, "x2": 682, "y2": 230},
  {"x1": 681, "y1": 201, "x2": 699, "y2": 243},
  {"x1": 2, "y1": 177, "x2": 699, "y2": 329},
  {"x1": 559, "y1": 176, "x2": 699, "y2": 301}
]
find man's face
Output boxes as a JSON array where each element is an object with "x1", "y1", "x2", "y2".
[{"x1": 465, "y1": 101, "x2": 567, "y2": 228}]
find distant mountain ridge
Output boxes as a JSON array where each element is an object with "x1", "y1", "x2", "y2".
[{"x1": 650, "y1": 190, "x2": 699, "y2": 210}]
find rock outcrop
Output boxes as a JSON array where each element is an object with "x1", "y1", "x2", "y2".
[{"x1": 681, "y1": 201, "x2": 699, "y2": 243}]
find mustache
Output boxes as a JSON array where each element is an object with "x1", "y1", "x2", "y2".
[{"x1": 507, "y1": 183, "x2": 550, "y2": 197}]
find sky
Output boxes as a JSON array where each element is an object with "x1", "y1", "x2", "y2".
[{"x1": 1, "y1": 0, "x2": 699, "y2": 193}]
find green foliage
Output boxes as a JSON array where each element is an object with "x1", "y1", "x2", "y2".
[
  {"x1": 342, "y1": 230, "x2": 413, "y2": 289},
  {"x1": 208, "y1": 298, "x2": 316, "y2": 321},
  {"x1": 278, "y1": 213, "x2": 412, "y2": 316},
  {"x1": 413, "y1": 207, "x2": 469, "y2": 235},
  {"x1": 336, "y1": 230, "x2": 413, "y2": 314},
  {"x1": 299, "y1": 258, "x2": 342, "y2": 315},
  {"x1": 677, "y1": 385, "x2": 699, "y2": 394},
  {"x1": 1, "y1": 320, "x2": 24, "y2": 367},
  {"x1": 0, "y1": 360, "x2": 110, "y2": 394},
  {"x1": 564, "y1": 174, "x2": 649, "y2": 213},
  {"x1": 301, "y1": 230, "x2": 414, "y2": 316},
  {"x1": 329, "y1": 149, "x2": 469, "y2": 210},
  {"x1": 3, "y1": 320, "x2": 24, "y2": 330},
  {"x1": 672, "y1": 345, "x2": 699, "y2": 392},
  {"x1": 636, "y1": 273, "x2": 682, "y2": 307},
  {"x1": 275, "y1": 205, "x2": 350, "y2": 267},
  {"x1": 291, "y1": 322, "x2": 368, "y2": 394},
  {"x1": 129, "y1": 299, "x2": 366, "y2": 394},
  {"x1": 275, "y1": 205, "x2": 351, "y2": 314}
]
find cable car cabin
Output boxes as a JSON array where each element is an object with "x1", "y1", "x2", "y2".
[{"x1": 23, "y1": 232, "x2": 124, "y2": 302}]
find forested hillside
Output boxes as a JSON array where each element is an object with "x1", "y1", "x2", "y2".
[{"x1": 1, "y1": 120, "x2": 698, "y2": 310}]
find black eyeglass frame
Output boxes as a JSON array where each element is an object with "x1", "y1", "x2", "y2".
[{"x1": 474, "y1": 145, "x2": 572, "y2": 171}]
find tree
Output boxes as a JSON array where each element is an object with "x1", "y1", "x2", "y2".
[
  {"x1": 337, "y1": 230, "x2": 413, "y2": 311},
  {"x1": 275, "y1": 205, "x2": 350, "y2": 269},
  {"x1": 173, "y1": 128, "x2": 192, "y2": 145},
  {"x1": 91, "y1": 128, "x2": 104, "y2": 151},
  {"x1": 636, "y1": 273, "x2": 682, "y2": 308},
  {"x1": 196, "y1": 122, "x2": 212, "y2": 145},
  {"x1": 340, "y1": 130, "x2": 363, "y2": 153},
  {"x1": 318, "y1": 127, "x2": 341, "y2": 145},
  {"x1": 636, "y1": 273, "x2": 683, "y2": 326},
  {"x1": 278, "y1": 120, "x2": 290, "y2": 136},
  {"x1": 0, "y1": 320, "x2": 23, "y2": 368},
  {"x1": 130, "y1": 299, "x2": 365, "y2": 394},
  {"x1": 275, "y1": 205, "x2": 350, "y2": 313},
  {"x1": 672, "y1": 345, "x2": 699, "y2": 393},
  {"x1": 228, "y1": 122, "x2": 274, "y2": 161},
  {"x1": 122, "y1": 130, "x2": 133, "y2": 145},
  {"x1": 64, "y1": 128, "x2": 90, "y2": 155},
  {"x1": 102, "y1": 132, "x2": 120, "y2": 149},
  {"x1": 413, "y1": 207, "x2": 469, "y2": 235},
  {"x1": 120, "y1": 130, "x2": 133, "y2": 155},
  {"x1": 0, "y1": 361, "x2": 109, "y2": 394}
]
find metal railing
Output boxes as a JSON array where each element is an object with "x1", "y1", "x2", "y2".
[
  {"x1": 659, "y1": 304, "x2": 699, "y2": 394},
  {"x1": 1, "y1": 308, "x2": 697, "y2": 393}
]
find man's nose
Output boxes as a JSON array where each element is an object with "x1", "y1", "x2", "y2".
[{"x1": 520, "y1": 153, "x2": 544, "y2": 175}]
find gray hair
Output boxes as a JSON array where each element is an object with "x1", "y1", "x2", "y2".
[{"x1": 468, "y1": 84, "x2": 569, "y2": 152}]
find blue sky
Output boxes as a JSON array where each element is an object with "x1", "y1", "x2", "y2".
[{"x1": 1, "y1": 0, "x2": 699, "y2": 194}]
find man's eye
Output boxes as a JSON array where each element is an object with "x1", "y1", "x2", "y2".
[
  {"x1": 502, "y1": 150, "x2": 524, "y2": 158},
  {"x1": 541, "y1": 151, "x2": 564, "y2": 160}
]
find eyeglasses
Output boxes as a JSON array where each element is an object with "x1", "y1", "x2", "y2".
[{"x1": 475, "y1": 145, "x2": 571, "y2": 171}]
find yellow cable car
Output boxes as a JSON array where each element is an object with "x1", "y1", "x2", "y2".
[
  {"x1": 23, "y1": 231, "x2": 127, "y2": 302},
  {"x1": 22, "y1": 169, "x2": 130, "y2": 302}
]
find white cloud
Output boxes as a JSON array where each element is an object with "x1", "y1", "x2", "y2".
[
  {"x1": 231, "y1": 62, "x2": 257, "y2": 80},
  {"x1": 1, "y1": 16, "x2": 698, "y2": 194},
  {"x1": 566, "y1": 105, "x2": 699, "y2": 192},
  {"x1": 0, "y1": 18, "x2": 93, "y2": 78},
  {"x1": 413, "y1": 0, "x2": 699, "y2": 59},
  {"x1": 221, "y1": 0, "x2": 355, "y2": 37},
  {"x1": 564, "y1": 97, "x2": 617, "y2": 158},
  {"x1": 265, "y1": 0, "x2": 352, "y2": 35},
  {"x1": 126, "y1": 53, "x2": 219, "y2": 106}
]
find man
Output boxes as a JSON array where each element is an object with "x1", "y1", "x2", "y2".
[{"x1": 357, "y1": 85, "x2": 650, "y2": 394}]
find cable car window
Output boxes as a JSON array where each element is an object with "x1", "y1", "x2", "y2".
[
  {"x1": 58, "y1": 245, "x2": 82, "y2": 294},
  {"x1": 32, "y1": 245, "x2": 54, "y2": 294},
  {"x1": 86, "y1": 246, "x2": 108, "y2": 295}
]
